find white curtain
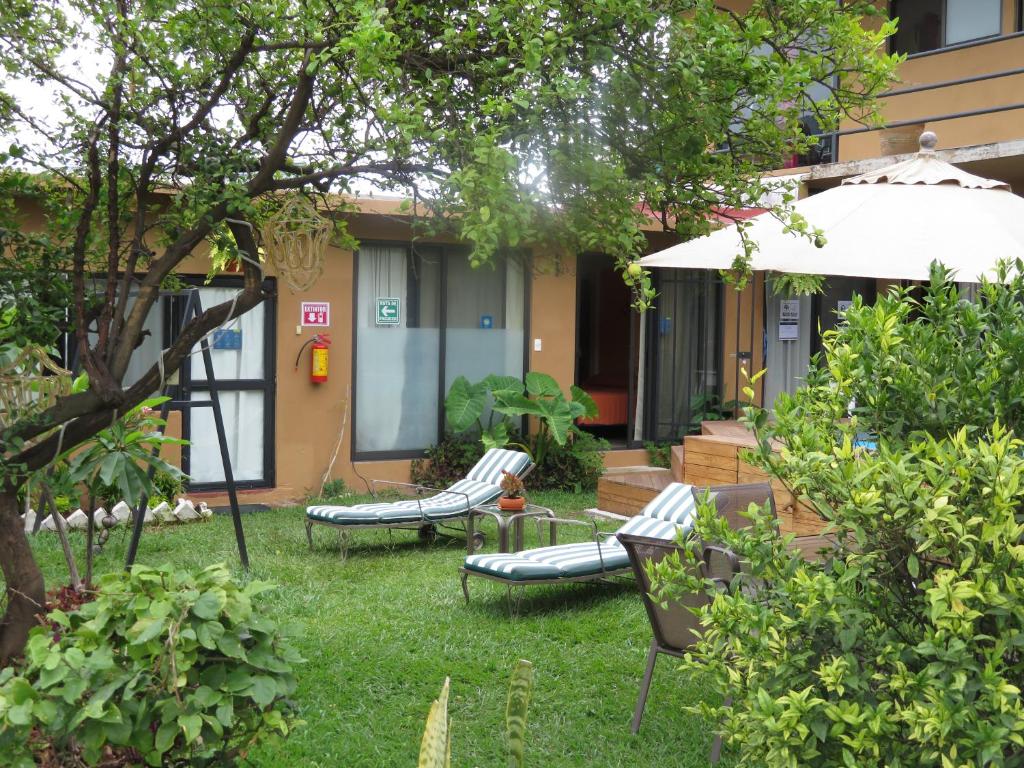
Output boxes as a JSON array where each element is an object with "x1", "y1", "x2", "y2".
[
  {"x1": 191, "y1": 287, "x2": 265, "y2": 381},
  {"x1": 443, "y1": 253, "x2": 524, "y2": 392},
  {"x1": 355, "y1": 245, "x2": 440, "y2": 452},
  {"x1": 188, "y1": 391, "x2": 264, "y2": 482},
  {"x1": 763, "y1": 292, "x2": 812, "y2": 411},
  {"x1": 187, "y1": 287, "x2": 266, "y2": 483}
]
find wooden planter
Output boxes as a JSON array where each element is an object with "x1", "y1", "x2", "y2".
[{"x1": 682, "y1": 433, "x2": 825, "y2": 537}]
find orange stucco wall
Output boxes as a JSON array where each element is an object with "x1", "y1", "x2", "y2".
[{"x1": 175, "y1": 218, "x2": 626, "y2": 506}]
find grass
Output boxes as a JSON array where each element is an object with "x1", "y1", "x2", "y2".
[{"x1": 22, "y1": 490, "x2": 730, "y2": 767}]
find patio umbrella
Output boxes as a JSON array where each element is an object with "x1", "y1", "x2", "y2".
[{"x1": 639, "y1": 132, "x2": 1024, "y2": 282}]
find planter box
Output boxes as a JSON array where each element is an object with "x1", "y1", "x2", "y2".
[
  {"x1": 682, "y1": 433, "x2": 825, "y2": 538},
  {"x1": 596, "y1": 466, "x2": 673, "y2": 517}
]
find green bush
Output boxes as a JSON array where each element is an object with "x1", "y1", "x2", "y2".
[
  {"x1": 413, "y1": 430, "x2": 606, "y2": 493},
  {"x1": 153, "y1": 469, "x2": 186, "y2": 504},
  {"x1": 537, "y1": 431, "x2": 607, "y2": 492},
  {"x1": 651, "y1": 265, "x2": 1024, "y2": 767},
  {"x1": 643, "y1": 441, "x2": 672, "y2": 469},
  {"x1": 411, "y1": 434, "x2": 485, "y2": 489},
  {"x1": 0, "y1": 563, "x2": 302, "y2": 766}
]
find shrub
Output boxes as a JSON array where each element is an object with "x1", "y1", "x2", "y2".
[
  {"x1": 535, "y1": 431, "x2": 607, "y2": 492},
  {"x1": 412, "y1": 430, "x2": 606, "y2": 493},
  {"x1": 411, "y1": 434, "x2": 485, "y2": 489},
  {"x1": 643, "y1": 441, "x2": 672, "y2": 469},
  {"x1": 153, "y1": 469, "x2": 186, "y2": 504},
  {"x1": 652, "y1": 265, "x2": 1024, "y2": 767},
  {"x1": 0, "y1": 563, "x2": 302, "y2": 766}
]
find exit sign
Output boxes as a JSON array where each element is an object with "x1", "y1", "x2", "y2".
[
  {"x1": 301, "y1": 301, "x2": 330, "y2": 327},
  {"x1": 376, "y1": 297, "x2": 401, "y2": 326}
]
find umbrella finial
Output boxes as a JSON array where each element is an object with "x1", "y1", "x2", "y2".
[{"x1": 919, "y1": 131, "x2": 938, "y2": 153}]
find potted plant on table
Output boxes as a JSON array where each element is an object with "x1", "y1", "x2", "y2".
[{"x1": 498, "y1": 470, "x2": 526, "y2": 511}]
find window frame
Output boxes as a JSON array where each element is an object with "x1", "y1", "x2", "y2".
[
  {"x1": 889, "y1": 0, "x2": 1005, "y2": 57},
  {"x1": 350, "y1": 240, "x2": 531, "y2": 461},
  {"x1": 176, "y1": 275, "x2": 278, "y2": 492}
]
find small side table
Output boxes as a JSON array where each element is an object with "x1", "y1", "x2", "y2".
[{"x1": 467, "y1": 503, "x2": 557, "y2": 554}]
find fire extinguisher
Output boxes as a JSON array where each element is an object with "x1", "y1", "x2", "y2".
[{"x1": 295, "y1": 333, "x2": 331, "y2": 383}]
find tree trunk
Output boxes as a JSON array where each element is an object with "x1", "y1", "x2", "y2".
[{"x1": 0, "y1": 487, "x2": 45, "y2": 664}]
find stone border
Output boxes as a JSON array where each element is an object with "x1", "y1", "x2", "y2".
[{"x1": 22, "y1": 499, "x2": 213, "y2": 533}]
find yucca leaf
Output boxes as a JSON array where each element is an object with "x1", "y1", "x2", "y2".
[
  {"x1": 418, "y1": 677, "x2": 451, "y2": 768},
  {"x1": 506, "y1": 660, "x2": 533, "y2": 768}
]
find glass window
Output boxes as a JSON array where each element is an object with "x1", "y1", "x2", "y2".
[
  {"x1": 354, "y1": 244, "x2": 526, "y2": 456},
  {"x1": 443, "y1": 253, "x2": 526, "y2": 396},
  {"x1": 190, "y1": 286, "x2": 264, "y2": 381},
  {"x1": 891, "y1": 0, "x2": 1001, "y2": 55},
  {"x1": 650, "y1": 270, "x2": 720, "y2": 442},
  {"x1": 945, "y1": 0, "x2": 1001, "y2": 44},
  {"x1": 355, "y1": 244, "x2": 441, "y2": 453},
  {"x1": 189, "y1": 390, "x2": 265, "y2": 483}
]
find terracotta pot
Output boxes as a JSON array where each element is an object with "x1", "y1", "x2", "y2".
[{"x1": 498, "y1": 496, "x2": 526, "y2": 511}]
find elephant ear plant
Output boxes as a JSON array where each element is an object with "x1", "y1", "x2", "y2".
[
  {"x1": 444, "y1": 372, "x2": 597, "y2": 467},
  {"x1": 650, "y1": 263, "x2": 1024, "y2": 767}
]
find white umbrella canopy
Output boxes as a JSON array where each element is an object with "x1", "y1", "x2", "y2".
[{"x1": 639, "y1": 133, "x2": 1024, "y2": 282}]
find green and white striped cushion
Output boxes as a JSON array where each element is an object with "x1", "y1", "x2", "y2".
[
  {"x1": 463, "y1": 483, "x2": 714, "y2": 581},
  {"x1": 614, "y1": 514, "x2": 684, "y2": 542},
  {"x1": 466, "y1": 448, "x2": 532, "y2": 486},
  {"x1": 307, "y1": 478, "x2": 498, "y2": 524},
  {"x1": 640, "y1": 483, "x2": 699, "y2": 523},
  {"x1": 465, "y1": 541, "x2": 630, "y2": 580}
]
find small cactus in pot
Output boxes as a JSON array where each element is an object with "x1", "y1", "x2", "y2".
[{"x1": 498, "y1": 470, "x2": 526, "y2": 511}]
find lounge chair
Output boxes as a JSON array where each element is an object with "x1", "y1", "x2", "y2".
[
  {"x1": 459, "y1": 481, "x2": 775, "y2": 602},
  {"x1": 306, "y1": 448, "x2": 533, "y2": 556}
]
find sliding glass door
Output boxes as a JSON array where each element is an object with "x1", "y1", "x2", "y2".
[{"x1": 353, "y1": 243, "x2": 527, "y2": 459}]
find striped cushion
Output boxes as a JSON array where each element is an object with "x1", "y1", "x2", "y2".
[
  {"x1": 466, "y1": 449, "x2": 532, "y2": 486},
  {"x1": 640, "y1": 483, "x2": 699, "y2": 523},
  {"x1": 614, "y1": 514, "x2": 685, "y2": 542},
  {"x1": 307, "y1": 478, "x2": 498, "y2": 524},
  {"x1": 465, "y1": 541, "x2": 630, "y2": 580}
]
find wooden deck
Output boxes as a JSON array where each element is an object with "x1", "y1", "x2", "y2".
[{"x1": 598, "y1": 421, "x2": 827, "y2": 538}]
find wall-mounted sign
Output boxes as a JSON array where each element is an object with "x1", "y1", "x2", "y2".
[
  {"x1": 479, "y1": 314, "x2": 493, "y2": 329},
  {"x1": 212, "y1": 329, "x2": 242, "y2": 350},
  {"x1": 779, "y1": 299, "x2": 800, "y2": 341},
  {"x1": 376, "y1": 297, "x2": 401, "y2": 326},
  {"x1": 301, "y1": 301, "x2": 330, "y2": 327}
]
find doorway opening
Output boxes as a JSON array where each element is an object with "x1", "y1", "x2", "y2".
[{"x1": 575, "y1": 254, "x2": 636, "y2": 447}]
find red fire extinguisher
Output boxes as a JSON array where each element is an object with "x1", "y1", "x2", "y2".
[{"x1": 295, "y1": 333, "x2": 331, "y2": 383}]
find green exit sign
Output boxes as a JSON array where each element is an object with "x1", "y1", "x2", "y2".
[{"x1": 376, "y1": 297, "x2": 401, "y2": 326}]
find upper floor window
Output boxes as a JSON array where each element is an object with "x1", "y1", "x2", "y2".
[{"x1": 891, "y1": 0, "x2": 1002, "y2": 55}]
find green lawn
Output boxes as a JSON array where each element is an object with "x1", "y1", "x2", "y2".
[{"x1": 23, "y1": 490, "x2": 729, "y2": 767}]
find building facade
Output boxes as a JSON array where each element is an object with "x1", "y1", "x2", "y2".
[
  {"x1": 720, "y1": 0, "x2": 1024, "y2": 410},
  {"x1": 18, "y1": 1, "x2": 1024, "y2": 505}
]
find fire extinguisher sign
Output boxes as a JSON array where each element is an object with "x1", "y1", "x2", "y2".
[{"x1": 301, "y1": 301, "x2": 330, "y2": 327}]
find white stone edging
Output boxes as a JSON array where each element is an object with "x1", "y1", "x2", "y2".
[{"x1": 22, "y1": 498, "x2": 213, "y2": 534}]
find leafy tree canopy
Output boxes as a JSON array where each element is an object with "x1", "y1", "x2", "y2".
[{"x1": 0, "y1": 0, "x2": 894, "y2": 659}]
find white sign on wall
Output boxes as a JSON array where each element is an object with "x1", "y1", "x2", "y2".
[
  {"x1": 301, "y1": 301, "x2": 330, "y2": 327},
  {"x1": 779, "y1": 299, "x2": 800, "y2": 341}
]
